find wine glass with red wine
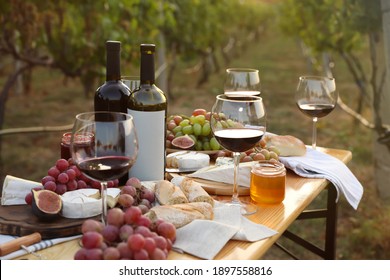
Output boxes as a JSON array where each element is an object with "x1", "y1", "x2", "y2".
[
  {"x1": 295, "y1": 76, "x2": 338, "y2": 149},
  {"x1": 211, "y1": 94, "x2": 266, "y2": 215},
  {"x1": 70, "y1": 111, "x2": 138, "y2": 224}
]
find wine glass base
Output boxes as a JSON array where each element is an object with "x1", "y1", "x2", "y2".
[{"x1": 219, "y1": 199, "x2": 258, "y2": 216}]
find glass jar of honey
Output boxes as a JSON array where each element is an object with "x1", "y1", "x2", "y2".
[{"x1": 250, "y1": 160, "x2": 286, "y2": 204}]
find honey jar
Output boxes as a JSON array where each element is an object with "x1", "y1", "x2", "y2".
[{"x1": 250, "y1": 160, "x2": 286, "y2": 204}]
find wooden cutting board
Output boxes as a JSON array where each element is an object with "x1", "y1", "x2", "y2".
[{"x1": 0, "y1": 204, "x2": 97, "y2": 239}]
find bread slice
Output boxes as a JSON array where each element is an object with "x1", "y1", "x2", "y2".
[
  {"x1": 179, "y1": 177, "x2": 214, "y2": 206},
  {"x1": 264, "y1": 134, "x2": 306, "y2": 156},
  {"x1": 155, "y1": 180, "x2": 188, "y2": 205},
  {"x1": 146, "y1": 202, "x2": 214, "y2": 228}
]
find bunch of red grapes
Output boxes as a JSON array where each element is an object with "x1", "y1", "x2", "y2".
[
  {"x1": 74, "y1": 207, "x2": 176, "y2": 260},
  {"x1": 25, "y1": 158, "x2": 119, "y2": 205}
]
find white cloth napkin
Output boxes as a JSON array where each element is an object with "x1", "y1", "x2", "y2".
[
  {"x1": 0, "y1": 234, "x2": 81, "y2": 260},
  {"x1": 172, "y1": 201, "x2": 278, "y2": 259},
  {"x1": 279, "y1": 147, "x2": 363, "y2": 210}
]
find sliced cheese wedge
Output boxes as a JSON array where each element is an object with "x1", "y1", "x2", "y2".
[{"x1": 187, "y1": 162, "x2": 254, "y2": 188}]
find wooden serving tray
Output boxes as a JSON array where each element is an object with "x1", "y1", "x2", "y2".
[{"x1": 0, "y1": 204, "x2": 97, "y2": 239}]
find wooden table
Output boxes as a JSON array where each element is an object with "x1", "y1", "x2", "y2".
[{"x1": 14, "y1": 147, "x2": 352, "y2": 260}]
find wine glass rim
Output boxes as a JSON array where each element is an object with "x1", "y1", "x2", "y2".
[
  {"x1": 226, "y1": 68, "x2": 259, "y2": 73},
  {"x1": 216, "y1": 94, "x2": 263, "y2": 102},
  {"x1": 75, "y1": 111, "x2": 134, "y2": 121},
  {"x1": 299, "y1": 75, "x2": 335, "y2": 81}
]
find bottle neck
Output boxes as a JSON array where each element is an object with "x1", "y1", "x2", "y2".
[
  {"x1": 140, "y1": 52, "x2": 155, "y2": 85},
  {"x1": 106, "y1": 50, "x2": 121, "y2": 81}
]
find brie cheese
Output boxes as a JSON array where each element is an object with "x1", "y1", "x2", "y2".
[
  {"x1": 187, "y1": 162, "x2": 254, "y2": 188},
  {"x1": 1, "y1": 175, "x2": 42, "y2": 205},
  {"x1": 167, "y1": 151, "x2": 210, "y2": 171}
]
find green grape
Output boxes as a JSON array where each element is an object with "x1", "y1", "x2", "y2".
[
  {"x1": 202, "y1": 122, "x2": 211, "y2": 136},
  {"x1": 194, "y1": 141, "x2": 203, "y2": 151},
  {"x1": 226, "y1": 119, "x2": 235, "y2": 127},
  {"x1": 193, "y1": 123, "x2": 202, "y2": 136},
  {"x1": 189, "y1": 115, "x2": 198, "y2": 124},
  {"x1": 179, "y1": 119, "x2": 190, "y2": 127},
  {"x1": 210, "y1": 137, "x2": 221, "y2": 150},
  {"x1": 175, "y1": 131, "x2": 183, "y2": 138},
  {"x1": 195, "y1": 115, "x2": 206, "y2": 125},
  {"x1": 203, "y1": 141, "x2": 211, "y2": 151},
  {"x1": 220, "y1": 120, "x2": 229, "y2": 128},
  {"x1": 215, "y1": 121, "x2": 223, "y2": 130},
  {"x1": 182, "y1": 125, "x2": 193, "y2": 135},
  {"x1": 188, "y1": 134, "x2": 197, "y2": 144},
  {"x1": 172, "y1": 125, "x2": 182, "y2": 134}
]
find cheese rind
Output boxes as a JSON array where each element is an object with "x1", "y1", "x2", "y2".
[{"x1": 166, "y1": 151, "x2": 210, "y2": 171}]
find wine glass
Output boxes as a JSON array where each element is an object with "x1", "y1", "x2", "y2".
[
  {"x1": 295, "y1": 76, "x2": 338, "y2": 149},
  {"x1": 211, "y1": 94, "x2": 266, "y2": 215},
  {"x1": 224, "y1": 68, "x2": 261, "y2": 96},
  {"x1": 70, "y1": 111, "x2": 138, "y2": 224}
]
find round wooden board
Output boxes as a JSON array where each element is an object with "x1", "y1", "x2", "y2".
[{"x1": 0, "y1": 204, "x2": 98, "y2": 239}]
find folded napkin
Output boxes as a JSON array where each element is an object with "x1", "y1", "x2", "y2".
[
  {"x1": 172, "y1": 201, "x2": 277, "y2": 259},
  {"x1": 279, "y1": 147, "x2": 363, "y2": 210},
  {"x1": 0, "y1": 234, "x2": 81, "y2": 260}
]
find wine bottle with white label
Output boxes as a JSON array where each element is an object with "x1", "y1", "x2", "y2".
[{"x1": 127, "y1": 44, "x2": 167, "y2": 181}]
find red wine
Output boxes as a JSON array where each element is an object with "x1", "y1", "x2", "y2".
[
  {"x1": 94, "y1": 41, "x2": 131, "y2": 185},
  {"x1": 297, "y1": 103, "x2": 335, "y2": 118},
  {"x1": 214, "y1": 128, "x2": 264, "y2": 152},
  {"x1": 78, "y1": 156, "x2": 134, "y2": 182}
]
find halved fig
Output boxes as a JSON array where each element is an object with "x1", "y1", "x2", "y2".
[
  {"x1": 171, "y1": 135, "x2": 195, "y2": 150},
  {"x1": 31, "y1": 189, "x2": 62, "y2": 220}
]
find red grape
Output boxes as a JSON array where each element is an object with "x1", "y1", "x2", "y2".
[
  {"x1": 106, "y1": 207, "x2": 125, "y2": 227},
  {"x1": 41, "y1": 175, "x2": 55, "y2": 185},
  {"x1": 119, "y1": 224, "x2": 134, "y2": 241},
  {"x1": 81, "y1": 231, "x2": 103, "y2": 249},
  {"x1": 57, "y1": 172, "x2": 69, "y2": 184},
  {"x1": 43, "y1": 181, "x2": 57, "y2": 192},
  {"x1": 133, "y1": 249, "x2": 149, "y2": 260},
  {"x1": 102, "y1": 225, "x2": 120, "y2": 243},
  {"x1": 48, "y1": 166, "x2": 60, "y2": 178},
  {"x1": 127, "y1": 233, "x2": 145, "y2": 251},
  {"x1": 121, "y1": 185, "x2": 137, "y2": 197},
  {"x1": 157, "y1": 221, "x2": 177, "y2": 242},
  {"x1": 56, "y1": 158, "x2": 69, "y2": 172},
  {"x1": 124, "y1": 206, "x2": 142, "y2": 225},
  {"x1": 81, "y1": 219, "x2": 104, "y2": 234},
  {"x1": 118, "y1": 193, "x2": 134, "y2": 208},
  {"x1": 126, "y1": 177, "x2": 142, "y2": 189},
  {"x1": 103, "y1": 247, "x2": 120, "y2": 260}
]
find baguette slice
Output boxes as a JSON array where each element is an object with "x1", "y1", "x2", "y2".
[
  {"x1": 179, "y1": 177, "x2": 214, "y2": 207},
  {"x1": 263, "y1": 134, "x2": 306, "y2": 156},
  {"x1": 146, "y1": 202, "x2": 214, "y2": 228},
  {"x1": 155, "y1": 180, "x2": 189, "y2": 205}
]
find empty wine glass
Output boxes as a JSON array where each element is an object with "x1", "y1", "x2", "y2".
[
  {"x1": 211, "y1": 94, "x2": 266, "y2": 215},
  {"x1": 224, "y1": 68, "x2": 261, "y2": 96},
  {"x1": 295, "y1": 76, "x2": 338, "y2": 149},
  {"x1": 70, "y1": 111, "x2": 138, "y2": 224}
]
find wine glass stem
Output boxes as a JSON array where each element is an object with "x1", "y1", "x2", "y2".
[
  {"x1": 232, "y1": 152, "x2": 241, "y2": 203},
  {"x1": 312, "y1": 117, "x2": 318, "y2": 149},
  {"x1": 101, "y1": 181, "x2": 108, "y2": 225}
]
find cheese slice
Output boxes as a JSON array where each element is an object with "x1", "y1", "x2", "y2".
[
  {"x1": 167, "y1": 151, "x2": 210, "y2": 171},
  {"x1": 1, "y1": 175, "x2": 42, "y2": 205},
  {"x1": 187, "y1": 162, "x2": 254, "y2": 188},
  {"x1": 61, "y1": 188, "x2": 121, "y2": 219}
]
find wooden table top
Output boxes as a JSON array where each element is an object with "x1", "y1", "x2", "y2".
[{"x1": 13, "y1": 147, "x2": 352, "y2": 260}]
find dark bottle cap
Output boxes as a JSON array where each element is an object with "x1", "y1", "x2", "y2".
[
  {"x1": 106, "y1": 41, "x2": 121, "y2": 81},
  {"x1": 106, "y1": 41, "x2": 121, "y2": 51},
  {"x1": 140, "y1": 43, "x2": 155, "y2": 83},
  {"x1": 140, "y1": 44, "x2": 155, "y2": 53}
]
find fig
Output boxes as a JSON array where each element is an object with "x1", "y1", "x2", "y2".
[
  {"x1": 171, "y1": 135, "x2": 195, "y2": 150},
  {"x1": 31, "y1": 189, "x2": 63, "y2": 220}
]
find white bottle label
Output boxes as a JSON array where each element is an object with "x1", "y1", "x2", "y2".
[{"x1": 127, "y1": 109, "x2": 165, "y2": 181}]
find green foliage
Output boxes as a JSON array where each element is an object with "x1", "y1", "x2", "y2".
[{"x1": 277, "y1": 0, "x2": 382, "y2": 55}]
